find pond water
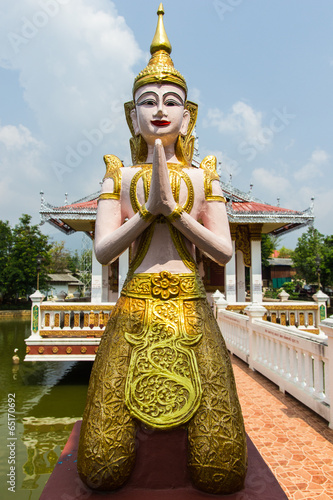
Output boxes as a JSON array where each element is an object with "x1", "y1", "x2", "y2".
[{"x1": 0, "y1": 319, "x2": 92, "y2": 499}]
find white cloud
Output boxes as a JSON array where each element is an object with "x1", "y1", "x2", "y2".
[
  {"x1": 251, "y1": 168, "x2": 292, "y2": 199},
  {"x1": 0, "y1": 124, "x2": 43, "y2": 150},
  {"x1": 0, "y1": 123, "x2": 46, "y2": 223},
  {"x1": 0, "y1": 0, "x2": 144, "y2": 225},
  {"x1": 204, "y1": 101, "x2": 264, "y2": 143},
  {"x1": 294, "y1": 149, "x2": 329, "y2": 181}
]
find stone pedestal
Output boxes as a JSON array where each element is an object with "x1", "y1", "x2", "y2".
[{"x1": 40, "y1": 420, "x2": 288, "y2": 499}]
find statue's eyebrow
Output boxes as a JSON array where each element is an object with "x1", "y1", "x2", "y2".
[
  {"x1": 135, "y1": 91, "x2": 159, "y2": 105},
  {"x1": 163, "y1": 92, "x2": 185, "y2": 105},
  {"x1": 135, "y1": 91, "x2": 185, "y2": 106}
]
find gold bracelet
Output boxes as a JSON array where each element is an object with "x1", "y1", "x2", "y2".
[
  {"x1": 139, "y1": 204, "x2": 155, "y2": 223},
  {"x1": 166, "y1": 204, "x2": 184, "y2": 223},
  {"x1": 98, "y1": 192, "x2": 119, "y2": 201}
]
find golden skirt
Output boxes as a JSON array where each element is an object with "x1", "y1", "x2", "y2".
[{"x1": 78, "y1": 271, "x2": 247, "y2": 494}]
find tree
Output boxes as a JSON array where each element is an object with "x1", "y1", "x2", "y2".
[
  {"x1": 4, "y1": 215, "x2": 51, "y2": 301},
  {"x1": 261, "y1": 234, "x2": 278, "y2": 267},
  {"x1": 321, "y1": 235, "x2": 333, "y2": 289},
  {"x1": 78, "y1": 248, "x2": 92, "y2": 289},
  {"x1": 0, "y1": 221, "x2": 12, "y2": 300},
  {"x1": 292, "y1": 226, "x2": 324, "y2": 286},
  {"x1": 47, "y1": 241, "x2": 72, "y2": 273},
  {"x1": 278, "y1": 246, "x2": 294, "y2": 258}
]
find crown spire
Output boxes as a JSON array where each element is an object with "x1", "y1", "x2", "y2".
[
  {"x1": 132, "y1": 4, "x2": 187, "y2": 97},
  {"x1": 150, "y1": 3, "x2": 172, "y2": 55}
]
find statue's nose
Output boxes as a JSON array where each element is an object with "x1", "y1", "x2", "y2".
[{"x1": 155, "y1": 102, "x2": 167, "y2": 117}]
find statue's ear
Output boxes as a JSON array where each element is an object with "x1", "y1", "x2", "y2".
[
  {"x1": 130, "y1": 108, "x2": 140, "y2": 136},
  {"x1": 180, "y1": 109, "x2": 190, "y2": 136}
]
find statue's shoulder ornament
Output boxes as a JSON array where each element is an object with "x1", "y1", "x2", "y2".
[
  {"x1": 99, "y1": 154, "x2": 123, "y2": 201},
  {"x1": 200, "y1": 155, "x2": 226, "y2": 203}
]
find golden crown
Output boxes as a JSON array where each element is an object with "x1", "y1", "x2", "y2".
[{"x1": 133, "y1": 3, "x2": 188, "y2": 97}]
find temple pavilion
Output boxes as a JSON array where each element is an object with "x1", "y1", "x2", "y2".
[{"x1": 40, "y1": 180, "x2": 314, "y2": 304}]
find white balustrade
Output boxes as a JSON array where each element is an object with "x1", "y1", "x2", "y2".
[
  {"x1": 215, "y1": 297, "x2": 331, "y2": 425},
  {"x1": 27, "y1": 301, "x2": 116, "y2": 339}
]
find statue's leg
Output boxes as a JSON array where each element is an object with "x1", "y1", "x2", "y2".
[
  {"x1": 77, "y1": 297, "x2": 137, "y2": 491},
  {"x1": 187, "y1": 299, "x2": 248, "y2": 495}
]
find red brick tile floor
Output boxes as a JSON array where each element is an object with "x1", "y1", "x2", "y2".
[{"x1": 231, "y1": 354, "x2": 333, "y2": 500}]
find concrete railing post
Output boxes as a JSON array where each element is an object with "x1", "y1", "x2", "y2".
[
  {"x1": 212, "y1": 291, "x2": 228, "y2": 318},
  {"x1": 313, "y1": 290, "x2": 329, "y2": 327},
  {"x1": 319, "y1": 316, "x2": 333, "y2": 429},
  {"x1": 245, "y1": 302, "x2": 267, "y2": 371},
  {"x1": 29, "y1": 290, "x2": 45, "y2": 339}
]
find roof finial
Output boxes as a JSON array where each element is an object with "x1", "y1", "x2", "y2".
[{"x1": 150, "y1": 3, "x2": 172, "y2": 55}]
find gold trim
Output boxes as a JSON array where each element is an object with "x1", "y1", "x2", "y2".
[
  {"x1": 129, "y1": 164, "x2": 194, "y2": 218},
  {"x1": 200, "y1": 156, "x2": 226, "y2": 202},
  {"x1": 122, "y1": 271, "x2": 206, "y2": 301},
  {"x1": 168, "y1": 222, "x2": 197, "y2": 271},
  {"x1": 265, "y1": 305, "x2": 318, "y2": 311},
  {"x1": 40, "y1": 305, "x2": 115, "y2": 311},
  {"x1": 139, "y1": 204, "x2": 155, "y2": 223},
  {"x1": 98, "y1": 193, "x2": 119, "y2": 201},
  {"x1": 40, "y1": 331, "x2": 103, "y2": 338},
  {"x1": 101, "y1": 154, "x2": 122, "y2": 200},
  {"x1": 129, "y1": 223, "x2": 156, "y2": 273},
  {"x1": 166, "y1": 204, "x2": 184, "y2": 223}
]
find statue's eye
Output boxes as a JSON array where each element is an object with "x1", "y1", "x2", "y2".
[
  {"x1": 137, "y1": 98, "x2": 157, "y2": 106},
  {"x1": 164, "y1": 98, "x2": 182, "y2": 107},
  {"x1": 165, "y1": 99, "x2": 180, "y2": 107}
]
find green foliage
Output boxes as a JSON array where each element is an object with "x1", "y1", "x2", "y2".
[
  {"x1": 278, "y1": 246, "x2": 294, "y2": 258},
  {"x1": 261, "y1": 234, "x2": 278, "y2": 267},
  {"x1": 0, "y1": 221, "x2": 12, "y2": 298},
  {"x1": 47, "y1": 241, "x2": 72, "y2": 273},
  {"x1": 293, "y1": 227, "x2": 324, "y2": 286},
  {"x1": 2, "y1": 215, "x2": 52, "y2": 301},
  {"x1": 321, "y1": 235, "x2": 333, "y2": 289},
  {"x1": 281, "y1": 279, "x2": 303, "y2": 299},
  {"x1": 0, "y1": 215, "x2": 93, "y2": 303},
  {"x1": 78, "y1": 249, "x2": 92, "y2": 288}
]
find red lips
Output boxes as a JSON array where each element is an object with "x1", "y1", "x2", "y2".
[{"x1": 151, "y1": 120, "x2": 171, "y2": 127}]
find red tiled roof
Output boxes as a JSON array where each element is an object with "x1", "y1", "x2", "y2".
[
  {"x1": 232, "y1": 201, "x2": 299, "y2": 214},
  {"x1": 57, "y1": 199, "x2": 98, "y2": 210},
  {"x1": 55, "y1": 199, "x2": 299, "y2": 214}
]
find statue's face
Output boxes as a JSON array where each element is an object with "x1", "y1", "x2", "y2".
[{"x1": 131, "y1": 83, "x2": 190, "y2": 147}]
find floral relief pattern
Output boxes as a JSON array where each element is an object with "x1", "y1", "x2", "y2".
[
  {"x1": 188, "y1": 302, "x2": 248, "y2": 494},
  {"x1": 124, "y1": 291, "x2": 202, "y2": 428},
  {"x1": 78, "y1": 273, "x2": 247, "y2": 494}
]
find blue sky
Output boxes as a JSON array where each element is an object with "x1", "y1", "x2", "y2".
[{"x1": 0, "y1": 0, "x2": 332, "y2": 250}]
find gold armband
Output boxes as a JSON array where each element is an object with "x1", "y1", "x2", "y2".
[
  {"x1": 166, "y1": 204, "x2": 184, "y2": 223},
  {"x1": 139, "y1": 204, "x2": 155, "y2": 223},
  {"x1": 98, "y1": 192, "x2": 119, "y2": 201}
]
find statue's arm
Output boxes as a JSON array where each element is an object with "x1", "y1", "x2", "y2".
[
  {"x1": 145, "y1": 140, "x2": 232, "y2": 266},
  {"x1": 94, "y1": 177, "x2": 153, "y2": 265},
  {"x1": 172, "y1": 195, "x2": 232, "y2": 266}
]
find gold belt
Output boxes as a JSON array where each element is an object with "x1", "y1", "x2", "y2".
[{"x1": 121, "y1": 270, "x2": 206, "y2": 301}]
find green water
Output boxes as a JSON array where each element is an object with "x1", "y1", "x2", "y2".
[{"x1": 0, "y1": 319, "x2": 92, "y2": 499}]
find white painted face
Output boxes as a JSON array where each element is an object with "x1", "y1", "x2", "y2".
[{"x1": 130, "y1": 83, "x2": 190, "y2": 148}]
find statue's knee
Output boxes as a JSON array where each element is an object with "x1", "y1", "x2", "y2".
[
  {"x1": 77, "y1": 447, "x2": 136, "y2": 491},
  {"x1": 77, "y1": 421, "x2": 137, "y2": 491},
  {"x1": 189, "y1": 464, "x2": 247, "y2": 495}
]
